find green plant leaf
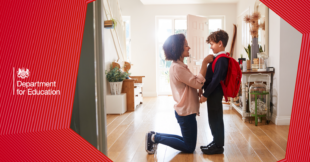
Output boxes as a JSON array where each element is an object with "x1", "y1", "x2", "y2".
[
  {"x1": 106, "y1": 66, "x2": 130, "y2": 82},
  {"x1": 248, "y1": 44, "x2": 251, "y2": 60},
  {"x1": 244, "y1": 44, "x2": 251, "y2": 60}
]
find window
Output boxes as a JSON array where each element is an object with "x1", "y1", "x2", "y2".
[
  {"x1": 123, "y1": 16, "x2": 131, "y2": 61},
  {"x1": 156, "y1": 17, "x2": 187, "y2": 95},
  {"x1": 207, "y1": 17, "x2": 224, "y2": 54},
  {"x1": 174, "y1": 19, "x2": 187, "y2": 64}
]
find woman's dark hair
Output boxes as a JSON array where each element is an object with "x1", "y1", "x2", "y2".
[
  {"x1": 206, "y1": 29, "x2": 229, "y2": 47},
  {"x1": 163, "y1": 34, "x2": 186, "y2": 61}
]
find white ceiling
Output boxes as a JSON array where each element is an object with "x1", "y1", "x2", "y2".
[{"x1": 140, "y1": 0, "x2": 239, "y2": 5}]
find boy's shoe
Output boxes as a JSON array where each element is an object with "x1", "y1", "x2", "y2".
[
  {"x1": 200, "y1": 141, "x2": 214, "y2": 149},
  {"x1": 145, "y1": 132, "x2": 157, "y2": 154},
  {"x1": 148, "y1": 131, "x2": 156, "y2": 135},
  {"x1": 201, "y1": 143, "x2": 224, "y2": 155}
]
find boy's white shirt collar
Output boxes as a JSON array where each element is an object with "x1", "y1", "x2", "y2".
[{"x1": 214, "y1": 51, "x2": 227, "y2": 57}]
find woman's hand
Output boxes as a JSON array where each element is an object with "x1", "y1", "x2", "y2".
[
  {"x1": 199, "y1": 96, "x2": 207, "y2": 103},
  {"x1": 199, "y1": 54, "x2": 214, "y2": 78},
  {"x1": 203, "y1": 54, "x2": 214, "y2": 64}
]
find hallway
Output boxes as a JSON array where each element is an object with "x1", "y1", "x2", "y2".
[{"x1": 107, "y1": 97, "x2": 288, "y2": 162}]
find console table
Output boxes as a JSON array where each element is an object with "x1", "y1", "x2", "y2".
[
  {"x1": 230, "y1": 70, "x2": 274, "y2": 122},
  {"x1": 121, "y1": 76, "x2": 145, "y2": 111}
]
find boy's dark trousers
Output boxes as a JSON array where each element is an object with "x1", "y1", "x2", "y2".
[{"x1": 206, "y1": 85, "x2": 224, "y2": 147}]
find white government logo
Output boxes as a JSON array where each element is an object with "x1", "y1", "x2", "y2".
[
  {"x1": 17, "y1": 68, "x2": 30, "y2": 79},
  {"x1": 14, "y1": 67, "x2": 61, "y2": 95}
]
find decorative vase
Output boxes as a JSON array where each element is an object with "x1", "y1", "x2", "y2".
[
  {"x1": 251, "y1": 37, "x2": 259, "y2": 64},
  {"x1": 109, "y1": 81, "x2": 123, "y2": 95},
  {"x1": 246, "y1": 60, "x2": 251, "y2": 70}
]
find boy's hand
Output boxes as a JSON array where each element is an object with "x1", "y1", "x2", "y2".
[
  {"x1": 203, "y1": 54, "x2": 214, "y2": 64},
  {"x1": 199, "y1": 96, "x2": 207, "y2": 103}
]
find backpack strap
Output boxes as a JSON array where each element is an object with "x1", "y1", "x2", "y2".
[
  {"x1": 212, "y1": 52, "x2": 230, "y2": 72},
  {"x1": 211, "y1": 52, "x2": 230, "y2": 102}
]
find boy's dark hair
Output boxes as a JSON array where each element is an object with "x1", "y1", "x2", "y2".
[
  {"x1": 163, "y1": 34, "x2": 186, "y2": 61},
  {"x1": 206, "y1": 29, "x2": 229, "y2": 47}
]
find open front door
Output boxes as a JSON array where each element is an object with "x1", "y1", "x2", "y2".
[{"x1": 187, "y1": 14, "x2": 208, "y2": 75}]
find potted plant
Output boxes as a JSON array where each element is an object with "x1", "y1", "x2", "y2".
[
  {"x1": 244, "y1": 44, "x2": 251, "y2": 70},
  {"x1": 106, "y1": 66, "x2": 130, "y2": 95}
]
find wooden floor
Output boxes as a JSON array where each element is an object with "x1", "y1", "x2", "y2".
[{"x1": 106, "y1": 96, "x2": 289, "y2": 162}]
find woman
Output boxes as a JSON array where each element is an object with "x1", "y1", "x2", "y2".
[{"x1": 145, "y1": 34, "x2": 214, "y2": 154}]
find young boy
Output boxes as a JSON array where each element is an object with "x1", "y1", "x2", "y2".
[{"x1": 199, "y1": 29, "x2": 229, "y2": 155}]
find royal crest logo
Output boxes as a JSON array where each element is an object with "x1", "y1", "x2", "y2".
[{"x1": 17, "y1": 68, "x2": 30, "y2": 79}]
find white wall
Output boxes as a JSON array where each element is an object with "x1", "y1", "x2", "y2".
[
  {"x1": 269, "y1": 10, "x2": 281, "y2": 123},
  {"x1": 119, "y1": 0, "x2": 237, "y2": 96},
  {"x1": 277, "y1": 16, "x2": 302, "y2": 124},
  {"x1": 268, "y1": 10, "x2": 302, "y2": 125}
]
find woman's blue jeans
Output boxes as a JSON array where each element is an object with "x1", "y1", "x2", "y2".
[{"x1": 154, "y1": 111, "x2": 197, "y2": 153}]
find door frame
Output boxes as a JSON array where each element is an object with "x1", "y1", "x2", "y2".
[{"x1": 94, "y1": 0, "x2": 108, "y2": 155}]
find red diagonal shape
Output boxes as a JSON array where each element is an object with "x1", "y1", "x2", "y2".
[
  {"x1": 0, "y1": 129, "x2": 111, "y2": 161},
  {"x1": 260, "y1": 1, "x2": 310, "y2": 162}
]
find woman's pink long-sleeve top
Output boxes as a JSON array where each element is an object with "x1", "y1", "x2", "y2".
[{"x1": 169, "y1": 60, "x2": 206, "y2": 116}]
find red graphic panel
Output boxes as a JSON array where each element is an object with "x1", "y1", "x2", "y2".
[{"x1": 0, "y1": 0, "x2": 111, "y2": 161}]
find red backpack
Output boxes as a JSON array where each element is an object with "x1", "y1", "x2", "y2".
[{"x1": 212, "y1": 53, "x2": 242, "y2": 102}]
